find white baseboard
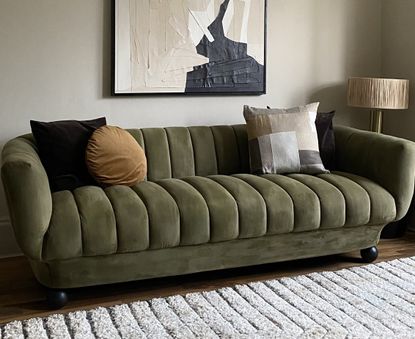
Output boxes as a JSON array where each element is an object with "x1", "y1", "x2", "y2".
[{"x1": 0, "y1": 217, "x2": 22, "y2": 258}]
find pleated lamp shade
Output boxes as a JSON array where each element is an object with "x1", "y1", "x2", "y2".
[{"x1": 347, "y1": 77, "x2": 409, "y2": 110}]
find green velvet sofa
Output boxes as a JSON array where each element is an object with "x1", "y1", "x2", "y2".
[{"x1": 2, "y1": 124, "x2": 415, "y2": 307}]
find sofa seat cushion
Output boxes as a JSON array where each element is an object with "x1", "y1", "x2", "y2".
[{"x1": 42, "y1": 173, "x2": 397, "y2": 261}]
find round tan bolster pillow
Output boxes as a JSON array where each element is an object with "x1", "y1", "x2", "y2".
[{"x1": 86, "y1": 125, "x2": 147, "y2": 186}]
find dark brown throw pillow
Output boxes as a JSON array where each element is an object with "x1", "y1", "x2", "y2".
[
  {"x1": 315, "y1": 111, "x2": 336, "y2": 170},
  {"x1": 30, "y1": 117, "x2": 106, "y2": 192}
]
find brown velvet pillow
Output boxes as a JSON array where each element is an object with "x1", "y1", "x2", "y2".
[
  {"x1": 30, "y1": 117, "x2": 106, "y2": 192},
  {"x1": 86, "y1": 126, "x2": 147, "y2": 186}
]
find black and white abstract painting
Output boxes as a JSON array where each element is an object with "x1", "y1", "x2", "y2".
[{"x1": 113, "y1": 0, "x2": 266, "y2": 95}]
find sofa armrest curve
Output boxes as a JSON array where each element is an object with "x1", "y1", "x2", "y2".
[
  {"x1": 334, "y1": 125, "x2": 415, "y2": 221},
  {"x1": 1, "y1": 136, "x2": 52, "y2": 260}
]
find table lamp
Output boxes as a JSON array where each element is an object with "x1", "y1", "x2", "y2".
[{"x1": 347, "y1": 77, "x2": 409, "y2": 133}]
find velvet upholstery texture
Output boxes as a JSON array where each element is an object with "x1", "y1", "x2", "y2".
[
  {"x1": 1, "y1": 136, "x2": 52, "y2": 260},
  {"x1": 334, "y1": 126, "x2": 415, "y2": 220},
  {"x1": 31, "y1": 226, "x2": 383, "y2": 289},
  {"x1": 37, "y1": 171, "x2": 395, "y2": 261},
  {"x1": 2, "y1": 125, "x2": 415, "y2": 289}
]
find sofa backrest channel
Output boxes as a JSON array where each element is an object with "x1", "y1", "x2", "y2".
[{"x1": 126, "y1": 124, "x2": 250, "y2": 181}]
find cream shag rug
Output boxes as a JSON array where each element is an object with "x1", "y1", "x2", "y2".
[{"x1": 2, "y1": 257, "x2": 415, "y2": 339}]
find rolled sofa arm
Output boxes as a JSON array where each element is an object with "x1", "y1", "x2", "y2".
[
  {"x1": 1, "y1": 136, "x2": 52, "y2": 260},
  {"x1": 334, "y1": 125, "x2": 415, "y2": 221}
]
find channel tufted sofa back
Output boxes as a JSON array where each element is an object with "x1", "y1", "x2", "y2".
[{"x1": 127, "y1": 124, "x2": 250, "y2": 181}]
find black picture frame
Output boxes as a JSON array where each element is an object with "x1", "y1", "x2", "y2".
[{"x1": 112, "y1": 0, "x2": 267, "y2": 96}]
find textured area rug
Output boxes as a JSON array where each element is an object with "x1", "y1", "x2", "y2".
[{"x1": 2, "y1": 257, "x2": 415, "y2": 338}]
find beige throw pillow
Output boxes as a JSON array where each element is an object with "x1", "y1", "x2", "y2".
[{"x1": 243, "y1": 104, "x2": 328, "y2": 174}]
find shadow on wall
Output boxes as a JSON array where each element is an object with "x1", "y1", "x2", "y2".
[
  {"x1": 102, "y1": 0, "x2": 112, "y2": 98},
  {"x1": 0, "y1": 143, "x2": 8, "y2": 219},
  {"x1": 309, "y1": 83, "x2": 345, "y2": 111},
  {"x1": 310, "y1": 83, "x2": 368, "y2": 130}
]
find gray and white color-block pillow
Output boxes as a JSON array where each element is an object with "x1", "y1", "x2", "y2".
[{"x1": 243, "y1": 104, "x2": 329, "y2": 175}]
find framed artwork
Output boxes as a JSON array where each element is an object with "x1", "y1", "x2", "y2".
[{"x1": 113, "y1": 0, "x2": 267, "y2": 95}]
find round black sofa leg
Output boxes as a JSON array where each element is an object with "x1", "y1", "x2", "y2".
[
  {"x1": 46, "y1": 289, "x2": 68, "y2": 309},
  {"x1": 360, "y1": 246, "x2": 378, "y2": 263}
]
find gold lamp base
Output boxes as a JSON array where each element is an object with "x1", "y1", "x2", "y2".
[{"x1": 370, "y1": 110, "x2": 383, "y2": 133}]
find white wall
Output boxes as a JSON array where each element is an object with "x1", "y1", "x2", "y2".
[
  {"x1": 381, "y1": 0, "x2": 415, "y2": 231},
  {"x1": 382, "y1": 0, "x2": 415, "y2": 140},
  {"x1": 0, "y1": 0, "x2": 382, "y2": 257}
]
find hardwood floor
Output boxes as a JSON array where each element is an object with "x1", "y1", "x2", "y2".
[{"x1": 1, "y1": 232, "x2": 415, "y2": 325}]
